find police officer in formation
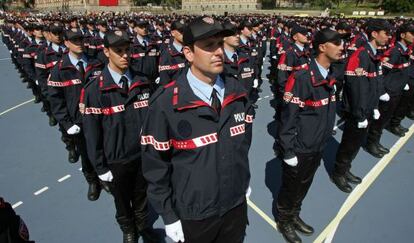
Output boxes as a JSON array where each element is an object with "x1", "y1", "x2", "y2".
[{"x1": 1, "y1": 12, "x2": 414, "y2": 243}]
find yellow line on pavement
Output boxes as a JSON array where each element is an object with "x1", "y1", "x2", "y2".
[
  {"x1": 247, "y1": 198, "x2": 278, "y2": 230},
  {"x1": 0, "y1": 98, "x2": 34, "y2": 117},
  {"x1": 314, "y1": 123, "x2": 414, "y2": 243}
]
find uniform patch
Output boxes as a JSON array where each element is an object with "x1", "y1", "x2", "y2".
[
  {"x1": 243, "y1": 67, "x2": 251, "y2": 72},
  {"x1": 283, "y1": 92, "x2": 293, "y2": 103},
  {"x1": 202, "y1": 17, "x2": 215, "y2": 25},
  {"x1": 234, "y1": 112, "x2": 245, "y2": 122},
  {"x1": 137, "y1": 93, "x2": 150, "y2": 100},
  {"x1": 354, "y1": 68, "x2": 364, "y2": 76},
  {"x1": 177, "y1": 120, "x2": 192, "y2": 138}
]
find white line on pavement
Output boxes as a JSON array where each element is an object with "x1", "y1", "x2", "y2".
[
  {"x1": 12, "y1": 201, "x2": 23, "y2": 209},
  {"x1": 34, "y1": 186, "x2": 49, "y2": 196},
  {"x1": 0, "y1": 57, "x2": 11, "y2": 61},
  {"x1": 0, "y1": 98, "x2": 35, "y2": 117},
  {"x1": 58, "y1": 174, "x2": 71, "y2": 182}
]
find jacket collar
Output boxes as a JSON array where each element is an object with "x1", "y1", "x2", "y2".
[
  {"x1": 309, "y1": 58, "x2": 336, "y2": 88},
  {"x1": 168, "y1": 41, "x2": 184, "y2": 57},
  {"x1": 99, "y1": 66, "x2": 150, "y2": 92}
]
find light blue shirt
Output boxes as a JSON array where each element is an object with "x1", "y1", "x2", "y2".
[
  {"x1": 68, "y1": 52, "x2": 87, "y2": 71},
  {"x1": 398, "y1": 41, "x2": 408, "y2": 52},
  {"x1": 240, "y1": 36, "x2": 248, "y2": 45},
  {"x1": 173, "y1": 41, "x2": 183, "y2": 53},
  {"x1": 368, "y1": 42, "x2": 377, "y2": 56},
  {"x1": 295, "y1": 43, "x2": 304, "y2": 52},
  {"x1": 99, "y1": 32, "x2": 105, "y2": 39},
  {"x1": 136, "y1": 35, "x2": 149, "y2": 46},
  {"x1": 187, "y1": 69, "x2": 225, "y2": 105},
  {"x1": 315, "y1": 60, "x2": 329, "y2": 79},
  {"x1": 224, "y1": 48, "x2": 237, "y2": 62},
  {"x1": 51, "y1": 43, "x2": 66, "y2": 53},
  {"x1": 108, "y1": 65, "x2": 132, "y2": 88}
]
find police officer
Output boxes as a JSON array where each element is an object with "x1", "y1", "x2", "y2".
[
  {"x1": 276, "y1": 28, "x2": 343, "y2": 243},
  {"x1": 158, "y1": 19, "x2": 186, "y2": 86},
  {"x1": 81, "y1": 30, "x2": 159, "y2": 243},
  {"x1": 142, "y1": 16, "x2": 254, "y2": 243},
  {"x1": 48, "y1": 28, "x2": 103, "y2": 201},
  {"x1": 332, "y1": 19, "x2": 391, "y2": 193}
]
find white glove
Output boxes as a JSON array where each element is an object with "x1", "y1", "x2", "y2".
[
  {"x1": 35, "y1": 80, "x2": 39, "y2": 85},
  {"x1": 9, "y1": 50, "x2": 12, "y2": 54},
  {"x1": 404, "y1": 84, "x2": 410, "y2": 91},
  {"x1": 155, "y1": 77, "x2": 160, "y2": 84},
  {"x1": 284, "y1": 157, "x2": 298, "y2": 167},
  {"x1": 271, "y1": 55, "x2": 277, "y2": 59},
  {"x1": 98, "y1": 171, "x2": 113, "y2": 182},
  {"x1": 246, "y1": 186, "x2": 252, "y2": 199},
  {"x1": 67, "y1": 125, "x2": 81, "y2": 135},
  {"x1": 357, "y1": 119, "x2": 368, "y2": 129},
  {"x1": 373, "y1": 109, "x2": 380, "y2": 120},
  {"x1": 165, "y1": 220, "x2": 185, "y2": 242},
  {"x1": 379, "y1": 93, "x2": 390, "y2": 102},
  {"x1": 253, "y1": 79, "x2": 259, "y2": 88}
]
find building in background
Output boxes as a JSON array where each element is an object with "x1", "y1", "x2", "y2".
[
  {"x1": 182, "y1": 0, "x2": 262, "y2": 12},
  {"x1": 34, "y1": 0, "x2": 131, "y2": 11}
]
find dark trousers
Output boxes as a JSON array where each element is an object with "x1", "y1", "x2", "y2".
[
  {"x1": 368, "y1": 96, "x2": 401, "y2": 143},
  {"x1": 108, "y1": 160, "x2": 149, "y2": 231},
  {"x1": 334, "y1": 117, "x2": 369, "y2": 175},
  {"x1": 181, "y1": 201, "x2": 248, "y2": 243},
  {"x1": 391, "y1": 89, "x2": 414, "y2": 126},
  {"x1": 277, "y1": 152, "x2": 322, "y2": 222}
]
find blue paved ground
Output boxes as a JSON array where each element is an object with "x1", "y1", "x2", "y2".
[{"x1": 0, "y1": 43, "x2": 413, "y2": 243}]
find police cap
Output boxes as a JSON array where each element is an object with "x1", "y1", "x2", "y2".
[
  {"x1": 104, "y1": 30, "x2": 131, "y2": 48},
  {"x1": 365, "y1": 19, "x2": 391, "y2": 33},
  {"x1": 313, "y1": 28, "x2": 342, "y2": 49},
  {"x1": 183, "y1": 16, "x2": 234, "y2": 46},
  {"x1": 291, "y1": 24, "x2": 308, "y2": 37},
  {"x1": 171, "y1": 19, "x2": 185, "y2": 32},
  {"x1": 64, "y1": 28, "x2": 83, "y2": 42}
]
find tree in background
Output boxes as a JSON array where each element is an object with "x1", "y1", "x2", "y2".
[{"x1": 382, "y1": 0, "x2": 414, "y2": 12}]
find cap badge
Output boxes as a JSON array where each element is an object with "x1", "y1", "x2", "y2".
[
  {"x1": 202, "y1": 17, "x2": 214, "y2": 25},
  {"x1": 115, "y1": 30, "x2": 123, "y2": 36}
]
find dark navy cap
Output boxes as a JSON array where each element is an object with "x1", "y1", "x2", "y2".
[
  {"x1": 291, "y1": 24, "x2": 308, "y2": 36},
  {"x1": 183, "y1": 16, "x2": 234, "y2": 46},
  {"x1": 64, "y1": 28, "x2": 83, "y2": 41},
  {"x1": 313, "y1": 28, "x2": 342, "y2": 49},
  {"x1": 104, "y1": 30, "x2": 131, "y2": 48}
]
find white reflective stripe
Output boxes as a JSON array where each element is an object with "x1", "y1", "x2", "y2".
[
  {"x1": 141, "y1": 135, "x2": 171, "y2": 151},
  {"x1": 84, "y1": 107, "x2": 102, "y2": 114},
  {"x1": 133, "y1": 100, "x2": 148, "y2": 109},
  {"x1": 382, "y1": 61, "x2": 394, "y2": 69},
  {"x1": 159, "y1": 63, "x2": 186, "y2": 72},
  {"x1": 47, "y1": 79, "x2": 82, "y2": 87},
  {"x1": 22, "y1": 54, "x2": 32, "y2": 58},
  {"x1": 230, "y1": 124, "x2": 245, "y2": 137},
  {"x1": 101, "y1": 105, "x2": 125, "y2": 115},
  {"x1": 192, "y1": 133, "x2": 218, "y2": 147},
  {"x1": 35, "y1": 63, "x2": 46, "y2": 69},
  {"x1": 245, "y1": 115, "x2": 253, "y2": 123}
]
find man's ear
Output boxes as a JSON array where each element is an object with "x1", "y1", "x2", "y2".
[
  {"x1": 103, "y1": 47, "x2": 110, "y2": 58},
  {"x1": 183, "y1": 46, "x2": 194, "y2": 63}
]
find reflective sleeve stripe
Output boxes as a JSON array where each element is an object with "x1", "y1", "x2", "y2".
[
  {"x1": 345, "y1": 70, "x2": 378, "y2": 78},
  {"x1": 141, "y1": 135, "x2": 171, "y2": 151},
  {"x1": 289, "y1": 95, "x2": 336, "y2": 108},
  {"x1": 45, "y1": 61, "x2": 57, "y2": 68},
  {"x1": 383, "y1": 61, "x2": 410, "y2": 69},
  {"x1": 87, "y1": 44, "x2": 104, "y2": 49},
  {"x1": 101, "y1": 105, "x2": 125, "y2": 115},
  {"x1": 84, "y1": 107, "x2": 102, "y2": 114},
  {"x1": 133, "y1": 100, "x2": 148, "y2": 109},
  {"x1": 230, "y1": 124, "x2": 245, "y2": 137},
  {"x1": 131, "y1": 53, "x2": 146, "y2": 58},
  {"x1": 245, "y1": 115, "x2": 254, "y2": 123},
  {"x1": 35, "y1": 63, "x2": 46, "y2": 69},
  {"x1": 171, "y1": 133, "x2": 218, "y2": 150},
  {"x1": 47, "y1": 79, "x2": 82, "y2": 87},
  {"x1": 22, "y1": 54, "x2": 32, "y2": 58},
  {"x1": 159, "y1": 63, "x2": 186, "y2": 72},
  {"x1": 18, "y1": 48, "x2": 25, "y2": 52}
]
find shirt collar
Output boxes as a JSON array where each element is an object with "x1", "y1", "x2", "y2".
[
  {"x1": 173, "y1": 41, "x2": 183, "y2": 53},
  {"x1": 51, "y1": 43, "x2": 66, "y2": 53},
  {"x1": 136, "y1": 35, "x2": 148, "y2": 45},
  {"x1": 240, "y1": 36, "x2": 248, "y2": 45},
  {"x1": 34, "y1": 38, "x2": 42, "y2": 45},
  {"x1": 68, "y1": 52, "x2": 87, "y2": 69},
  {"x1": 295, "y1": 43, "x2": 304, "y2": 52},
  {"x1": 186, "y1": 69, "x2": 225, "y2": 104},
  {"x1": 398, "y1": 41, "x2": 408, "y2": 52},
  {"x1": 224, "y1": 48, "x2": 236, "y2": 61},
  {"x1": 368, "y1": 42, "x2": 377, "y2": 56},
  {"x1": 99, "y1": 32, "x2": 105, "y2": 39},
  {"x1": 107, "y1": 65, "x2": 132, "y2": 87},
  {"x1": 315, "y1": 59, "x2": 329, "y2": 79}
]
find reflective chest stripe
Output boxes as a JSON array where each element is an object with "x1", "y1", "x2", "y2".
[
  {"x1": 383, "y1": 61, "x2": 410, "y2": 69},
  {"x1": 230, "y1": 124, "x2": 245, "y2": 137},
  {"x1": 133, "y1": 100, "x2": 149, "y2": 109},
  {"x1": 170, "y1": 133, "x2": 218, "y2": 150},
  {"x1": 35, "y1": 61, "x2": 57, "y2": 69},
  {"x1": 84, "y1": 101, "x2": 148, "y2": 115},
  {"x1": 159, "y1": 63, "x2": 186, "y2": 72},
  {"x1": 290, "y1": 95, "x2": 336, "y2": 108},
  {"x1": 141, "y1": 135, "x2": 171, "y2": 151},
  {"x1": 47, "y1": 79, "x2": 82, "y2": 87}
]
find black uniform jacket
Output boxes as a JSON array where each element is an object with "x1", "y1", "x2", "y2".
[
  {"x1": 343, "y1": 43, "x2": 383, "y2": 122},
  {"x1": 81, "y1": 66, "x2": 151, "y2": 175},
  {"x1": 141, "y1": 72, "x2": 255, "y2": 225},
  {"x1": 278, "y1": 59, "x2": 336, "y2": 160},
  {"x1": 48, "y1": 54, "x2": 103, "y2": 130},
  {"x1": 223, "y1": 50, "x2": 257, "y2": 92},
  {"x1": 130, "y1": 36, "x2": 160, "y2": 83},
  {"x1": 158, "y1": 41, "x2": 187, "y2": 86},
  {"x1": 381, "y1": 41, "x2": 412, "y2": 97}
]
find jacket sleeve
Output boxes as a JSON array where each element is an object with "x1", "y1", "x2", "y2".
[
  {"x1": 278, "y1": 72, "x2": 308, "y2": 160},
  {"x1": 344, "y1": 52, "x2": 371, "y2": 122},
  {"x1": 81, "y1": 86, "x2": 108, "y2": 175},
  {"x1": 22, "y1": 46, "x2": 36, "y2": 80},
  {"x1": 141, "y1": 96, "x2": 178, "y2": 225},
  {"x1": 158, "y1": 50, "x2": 171, "y2": 86},
  {"x1": 47, "y1": 65, "x2": 73, "y2": 130},
  {"x1": 276, "y1": 51, "x2": 294, "y2": 93}
]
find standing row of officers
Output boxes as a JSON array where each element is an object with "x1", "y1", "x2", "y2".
[{"x1": 1, "y1": 13, "x2": 413, "y2": 243}]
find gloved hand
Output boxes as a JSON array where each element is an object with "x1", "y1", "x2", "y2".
[
  {"x1": 253, "y1": 79, "x2": 259, "y2": 88},
  {"x1": 284, "y1": 157, "x2": 298, "y2": 167},
  {"x1": 246, "y1": 186, "x2": 252, "y2": 199},
  {"x1": 357, "y1": 119, "x2": 368, "y2": 129},
  {"x1": 98, "y1": 171, "x2": 113, "y2": 182},
  {"x1": 271, "y1": 55, "x2": 277, "y2": 59},
  {"x1": 35, "y1": 80, "x2": 39, "y2": 85},
  {"x1": 165, "y1": 220, "x2": 185, "y2": 242},
  {"x1": 155, "y1": 77, "x2": 160, "y2": 84},
  {"x1": 373, "y1": 109, "x2": 380, "y2": 120},
  {"x1": 379, "y1": 93, "x2": 390, "y2": 102},
  {"x1": 67, "y1": 125, "x2": 81, "y2": 135},
  {"x1": 404, "y1": 84, "x2": 410, "y2": 91}
]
